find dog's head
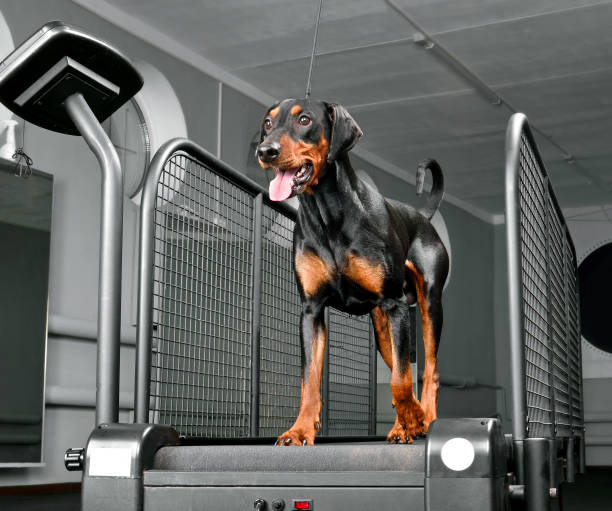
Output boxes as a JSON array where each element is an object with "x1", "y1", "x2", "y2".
[{"x1": 257, "y1": 99, "x2": 362, "y2": 201}]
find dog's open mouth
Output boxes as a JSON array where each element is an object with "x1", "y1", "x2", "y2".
[{"x1": 269, "y1": 161, "x2": 313, "y2": 202}]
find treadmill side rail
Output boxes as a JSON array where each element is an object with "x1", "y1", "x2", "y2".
[
  {"x1": 425, "y1": 418, "x2": 508, "y2": 511},
  {"x1": 81, "y1": 423, "x2": 179, "y2": 511}
]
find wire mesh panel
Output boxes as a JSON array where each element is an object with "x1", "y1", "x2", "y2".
[
  {"x1": 150, "y1": 153, "x2": 253, "y2": 437},
  {"x1": 140, "y1": 141, "x2": 378, "y2": 439},
  {"x1": 511, "y1": 119, "x2": 584, "y2": 440},
  {"x1": 547, "y1": 194, "x2": 571, "y2": 436},
  {"x1": 258, "y1": 206, "x2": 301, "y2": 436},
  {"x1": 565, "y1": 242, "x2": 584, "y2": 429},
  {"x1": 518, "y1": 135, "x2": 554, "y2": 438},
  {"x1": 327, "y1": 309, "x2": 374, "y2": 436}
]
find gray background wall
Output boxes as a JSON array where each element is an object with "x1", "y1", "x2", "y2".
[
  {"x1": 0, "y1": 0, "x2": 500, "y2": 486},
  {"x1": 565, "y1": 216, "x2": 612, "y2": 466},
  {"x1": 0, "y1": 221, "x2": 50, "y2": 464}
]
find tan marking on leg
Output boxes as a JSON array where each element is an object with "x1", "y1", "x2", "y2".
[
  {"x1": 344, "y1": 253, "x2": 385, "y2": 295},
  {"x1": 371, "y1": 306, "x2": 424, "y2": 443},
  {"x1": 372, "y1": 307, "x2": 393, "y2": 369},
  {"x1": 295, "y1": 250, "x2": 333, "y2": 298},
  {"x1": 290, "y1": 105, "x2": 303, "y2": 116},
  {"x1": 300, "y1": 327, "x2": 326, "y2": 417},
  {"x1": 277, "y1": 325, "x2": 326, "y2": 445},
  {"x1": 405, "y1": 260, "x2": 439, "y2": 430},
  {"x1": 389, "y1": 333, "x2": 424, "y2": 443}
]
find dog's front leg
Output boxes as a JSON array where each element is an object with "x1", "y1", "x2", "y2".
[{"x1": 276, "y1": 305, "x2": 326, "y2": 446}]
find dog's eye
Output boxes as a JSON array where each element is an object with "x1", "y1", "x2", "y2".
[
  {"x1": 264, "y1": 118, "x2": 273, "y2": 131},
  {"x1": 298, "y1": 115, "x2": 311, "y2": 126}
]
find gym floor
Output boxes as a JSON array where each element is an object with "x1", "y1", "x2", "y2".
[
  {"x1": 561, "y1": 468, "x2": 612, "y2": 510},
  {"x1": 0, "y1": 468, "x2": 610, "y2": 510}
]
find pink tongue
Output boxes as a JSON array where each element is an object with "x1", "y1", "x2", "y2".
[{"x1": 269, "y1": 168, "x2": 298, "y2": 201}]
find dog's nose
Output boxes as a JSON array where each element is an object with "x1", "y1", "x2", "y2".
[{"x1": 257, "y1": 142, "x2": 281, "y2": 163}]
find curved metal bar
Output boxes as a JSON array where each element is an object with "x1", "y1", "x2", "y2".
[
  {"x1": 65, "y1": 92, "x2": 123, "y2": 426},
  {"x1": 505, "y1": 112, "x2": 528, "y2": 483},
  {"x1": 505, "y1": 112, "x2": 528, "y2": 444},
  {"x1": 134, "y1": 137, "x2": 297, "y2": 422}
]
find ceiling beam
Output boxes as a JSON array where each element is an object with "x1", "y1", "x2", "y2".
[{"x1": 431, "y1": 0, "x2": 612, "y2": 37}]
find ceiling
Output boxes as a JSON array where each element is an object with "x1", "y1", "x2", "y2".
[{"x1": 89, "y1": 0, "x2": 612, "y2": 219}]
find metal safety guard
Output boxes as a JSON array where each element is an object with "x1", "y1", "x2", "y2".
[
  {"x1": 134, "y1": 138, "x2": 378, "y2": 439},
  {"x1": 505, "y1": 113, "x2": 585, "y2": 508}
]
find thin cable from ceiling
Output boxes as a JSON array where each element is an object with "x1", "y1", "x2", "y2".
[{"x1": 305, "y1": 0, "x2": 324, "y2": 98}]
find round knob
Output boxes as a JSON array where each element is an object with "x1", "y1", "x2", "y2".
[
  {"x1": 272, "y1": 499, "x2": 286, "y2": 511},
  {"x1": 254, "y1": 498, "x2": 266, "y2": 511},
  {"x1": 64, "y1": 447, "x2": 85, "y2": 471}
]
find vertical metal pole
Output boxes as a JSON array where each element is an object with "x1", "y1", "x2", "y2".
[
  {"x1": 505, "y1": 113, "x2": 528, "y2": 483},
  {"x1": 566, "y1": 436, "x2": 575, "y2": 483},
  {"x1": 561, "y1": 225, "x2": 577, "y2": 479},
  {"x1": 133, "y1": 142, "x2": 170, "y2": 424},
  {"x1": 249, "y1": 194, "x2": 264, "y2": 437},
  {"x1": 543, "y1": 180, "x2": 557, "y2": 440},
  {"x1": 134, "y1": 188, "x2": 155, "y2": 424},
  {"x1": 368, "y1": 323, "x2": 377, "y2": 436},
  {"x1": 321, "y1": 308, "x2": 330, "y2": 436},
  {"x1": 64, "y1": 93, "x2": 123, "y2": 426},
  {"x1": 576, "y1": 274, "x2": 586, "y2": 475},
  {"x1": 578, "y1": 435, "x2": 586, "y2": 474},
  {"x1": 562, "y1": 227, "x2": 574, "y2": 434},
  {"x1": 525, "y1": 438, "x2": 551, "y2": 511}
]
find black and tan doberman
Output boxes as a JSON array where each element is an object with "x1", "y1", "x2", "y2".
[{"x1": 257, "y1": 98, "x2": 449, "y2": 445}]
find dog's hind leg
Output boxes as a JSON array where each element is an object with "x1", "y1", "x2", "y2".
[
  {"x1": 405, "y1": 261, "x2": 443, "y2": 432},
  {"x1": 372, "y1": 304, "x2": 425, "y2": 443}
]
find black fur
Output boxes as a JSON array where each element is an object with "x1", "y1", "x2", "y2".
[{"x1": 258, "y1": 99, "x2": 449, "y2": 445}]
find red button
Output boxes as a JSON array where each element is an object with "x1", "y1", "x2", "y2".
[{"x1": 294, "y1": 500, "x2": 312, "y2": 510}]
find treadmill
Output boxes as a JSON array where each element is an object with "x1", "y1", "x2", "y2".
[{"x1": 0, "y1": 22, "x2": 583, "y2": 511}]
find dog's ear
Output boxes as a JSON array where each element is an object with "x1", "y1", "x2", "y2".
[{"x1": 325, "y1": 103, "x2": 363, "y2": 162}]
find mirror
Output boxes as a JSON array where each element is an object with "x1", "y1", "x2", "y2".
[{"x1": 0, "y1": 159, "x2": 52, "y2": 466}]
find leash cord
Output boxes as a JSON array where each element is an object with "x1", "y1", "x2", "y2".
[{"x1": 305, "y1": 0, "x2": 324, "y2": 98}]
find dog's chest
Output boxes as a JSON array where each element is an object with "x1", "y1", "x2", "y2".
[
  {"x1": 337, "y1": 250, "x2": 385, "y2": 296},
  {"x1": 326, "y1": 247, "x2": 389, "y2": 309}
]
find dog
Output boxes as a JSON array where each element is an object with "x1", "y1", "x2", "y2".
[{"x1": 257, "y1": 98, "x2": 449, "y2": 445}]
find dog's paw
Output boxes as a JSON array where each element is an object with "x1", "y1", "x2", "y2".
[
  {"x1": 387, "y1": 420, "x2": 413, "y2": 444},
  {"x1": 275, "y1": 419, "x2": 320, "y2": 446},
  {"x1": 387, "y1": 397, "x2": 425, "y2": 443}
]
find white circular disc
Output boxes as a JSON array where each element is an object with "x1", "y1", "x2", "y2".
[{"x1": 440, "y1": 437, "x2": 475, "y2": 471}]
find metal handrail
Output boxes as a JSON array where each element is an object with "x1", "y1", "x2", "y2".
[
  {"x1": 505, "y1": 112, "x2": 528, "y2": 450},
  {"x1": 505, "y1": 113, "x2": 584, "y2": 487}
]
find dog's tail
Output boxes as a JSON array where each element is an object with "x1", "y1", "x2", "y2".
[{"x1": 416, "y1": 158, "x2": 444, "y2": 220}]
